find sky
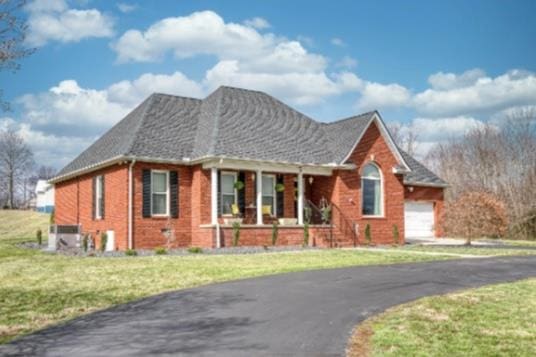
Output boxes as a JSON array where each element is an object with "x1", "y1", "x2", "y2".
[{"x1": 1, "y1": 0, "x2": 536, "y2": 169}]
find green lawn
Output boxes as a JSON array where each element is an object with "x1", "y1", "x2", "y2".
[
  {"x1": 0, "y1": 210, "x2": 461, "y2": 344},
  {"x1": 349, "y1": 279, "x2": 536, "y2": 357}
]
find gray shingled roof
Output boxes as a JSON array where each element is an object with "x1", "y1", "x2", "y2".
[
  {"x1": 56, "y1": 86, "x2": 446, "y2": 187},
  {"x1": 400, "y1": 150, "x2": 447, "y2": 187}
]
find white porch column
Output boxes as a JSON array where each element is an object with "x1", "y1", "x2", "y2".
[
  {"x1": 256, "y1": 169, "x2": 263, "y2": 225},
  {"x1": 297, "y1": 170, "x2": 304, "y2": 225},
  {"x1": 211, "y1": 167, "x2": 218, "y2": 225}
]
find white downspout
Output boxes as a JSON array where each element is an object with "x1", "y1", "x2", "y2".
[{"x1": 128, "y1": 160, "x2": 136, "y2": 250}]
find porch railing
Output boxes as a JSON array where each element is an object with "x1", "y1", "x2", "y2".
[{"x1": 305, "y1": 199, "x2": 358, "y2": 247}]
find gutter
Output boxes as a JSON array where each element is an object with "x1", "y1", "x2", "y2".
[{"x1": 128, "y1": 159, "x2": 136, "y2": 249}]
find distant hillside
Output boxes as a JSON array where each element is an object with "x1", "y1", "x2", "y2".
[{"x1": 0, "y1": 210, "x2": 50, "y2": 243}]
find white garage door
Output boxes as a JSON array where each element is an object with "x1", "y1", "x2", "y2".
[{"x1": 404, "y1": 201, "x2": 434, "y2": 238}]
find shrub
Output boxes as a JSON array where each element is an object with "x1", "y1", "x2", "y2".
[
  {"x1": 49, "y1": 208, "x2": 55, "y2": 225},
  {"x1": 392, "y1": 224, "x2": 400, "y2": 245},
  {"x1": 125, "y1": 249, "x2": 137, "y2": 256},
  {"x1": 36, "y1": 229, "x2": 42, "y2": 245},
  {"x1": 232, "y1": 221, "x2": 241, "y2": 247},
  {"x1": 509, "y1": 208, "x2": 536, "y2": 241},
  {"x1": 364, "y1": 224, "x2": 371, "y2": 245},
  {"x1": 100, "y1": 232, "x2": 108, "y2": 252},
  {"x1": 154, "y1": 247, "x2": 167, "y2": 255},
  {"x1": 188, "y1": 246, "x2": 203, "y2": 254},
  {"x1": 82, "y1": 234, "x2": 89, "y2": 252},
  {"x1": 271, "y1": 221, "x2": 279, "y2": 246},
  {"x1": 303, "y1": 222, "x2": 310, "y2": 247},
  {"x1": 443, "y1": 191, "x2": 508, "y2": 244}
]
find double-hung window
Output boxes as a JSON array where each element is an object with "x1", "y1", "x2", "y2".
[
  {"x1": 151, "y1": 170, "x2": 169, "y2": 216},
  {"x1": 221, "y1": 172, "x2": 237, "y2": 215},
  {"x1": 95, "y1": 175, "x2": 104, "y2": 219},
  {"x1": 262, "y1": 174, "x2": 276, "y2": 215},
  {"x1": 361, "y1": 163, "x2": 382, "y2": 216}
]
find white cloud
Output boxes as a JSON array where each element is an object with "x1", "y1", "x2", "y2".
[
  {"x1": 336, "y1": 56, "x2": 358, "y2": 69},
  {"x1": 414, "y1": 69, "x2": 536, "y2": 117},
  {"x1": 18, "y1": 71, "x2": 203, "y2": 134},
  {"x1": 356, "y1": 82, "x2": 412, "y2": 111},
  {"x1": 243, "y1": 17, "x2": 270, "y2": 29},
  {"x1": 25, "y1": 0, "x2": 114, "y2": 46},
  {"x1": 112, "y1": 10, "x2": 361, "y2": 105},
  {"x1": 330, "y1": 37, "x2": 345, "y2": 47},
  {"x1": 204, "y1": 61, "x2": 359, "y2": 105},
  {"x1": 117, "y1": 2, "x2": 137, "y2": 13},
  {"x1": 428, "y1": 68, "x2": 486, "y2": 90}
]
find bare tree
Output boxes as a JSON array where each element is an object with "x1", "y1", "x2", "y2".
[
  {"x1": 0, "y1": 128, "x2": 34, "y2": 208},
  {"x1": 1, "y1": 0, "x2": 35, "y2": 111},
  {"x1": 37, "y1": 165, "x2": 56, "y2": 180},
  {"x1": 426, "y1": 109, "x2": 536, "y2": 239},
  {"x1": 388, "y1": 122, "x2": 419, "y2": 156}
]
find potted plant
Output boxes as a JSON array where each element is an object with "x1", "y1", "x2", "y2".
[
  {"x1": 234, "y1": 180, "x2": 245, "y2": 191},
  {"x1": 275, "y1": 183, "x2": 285, "y2": 192}
]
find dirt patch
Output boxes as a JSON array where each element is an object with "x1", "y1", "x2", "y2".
[{"x1": 346, "y1": 321, "x2": 374, "y2": 357}]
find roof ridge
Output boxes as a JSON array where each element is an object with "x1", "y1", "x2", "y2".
[
  {"x1": 324, "y1": 111, "x2": 378, "y2": 126},
  {"x1": 152, "y1": 92, "x2": 203, "y2": 101},
  {"x1": 125, "y1": 94, "x2": 156, "y2": 156}
]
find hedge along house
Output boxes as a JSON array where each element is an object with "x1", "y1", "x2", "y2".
[{"x1": 50, "y1": 86, "x2": 447, "y2": 250}]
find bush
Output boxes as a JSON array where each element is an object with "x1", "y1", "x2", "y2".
[
  {"x1": 82, "y1": 234, "x2": 89, "y2": 252},
  {"x1": 154, "y1": 247, "x2": 167, "y2": 255},
  {"x1": 509, "y1": 208, "x2": 536, "y2": 241},
  {"x1": 100, "y1": 232, "x2": 108, "y2": 252},
  {"x1": 303, "y1": 222, "x2": 309, "y2": 247},
  {"x1": 443, "y1": 191, "x2": 508, "y2": 244},
  {"x1": 36, "y1": 229, "x2": 42, "y2": 245},
  {"x1": 49, "y1": 208, "x2": 55, "y2": 225},
  {"x1": 271, "y1": 222, "x2": 278, "y2": 246},
  {"x1": 364, "y1": 224, "x2": 371, "y2": 245},
  {"x1": 125, "y1": 249, "x2": 137, "y2": 256},
  {"x1": 232, "y1": 221, "x2": 241, "y2": 247},
  {"x1": 188, "y1": 246, "x2": 203, "y2": 254},
  {"x1": 392, "y1": 224, "x2": 400, "y2": 245}
]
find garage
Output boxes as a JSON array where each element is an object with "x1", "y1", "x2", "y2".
[{"x1": 404, "y1": 201, "x2": 435, "y2": 238}]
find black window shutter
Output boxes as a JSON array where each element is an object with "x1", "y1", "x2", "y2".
[
  {"x1": 276, "y1": 175, "x2": 284, "y2": 217},
  {"x1": 217, "y1": 170, "x2": 221, "y2": 216},
  {"x1": 92, "y1": 176, "x2": 96, "y2": 220},
  {"x1": 142, "y1": 169, "x2": 151, "y2": 218},
  {"x1": 237, "y1": 171, "x2": 245, "y2": 213},
  {"x1": 100, "y1": 175, "x2": 105, "y2": 219},
  {"x1": 170, "y1": 171, "x2": 179, "y2": 218}
]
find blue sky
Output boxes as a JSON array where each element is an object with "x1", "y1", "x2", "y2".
[{"x1": 2, "y1": 0, "x2": 536, "y2": 168}]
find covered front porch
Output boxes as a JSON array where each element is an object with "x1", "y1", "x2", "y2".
[{"x1": 199, "y1": 158, "x2": 357, "y2": 248}]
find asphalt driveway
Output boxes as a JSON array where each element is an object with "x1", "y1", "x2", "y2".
[{"x1": 2, "y1": 255, "x2": 535, "y2": 357}]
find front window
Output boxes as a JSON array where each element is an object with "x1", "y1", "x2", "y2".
[
  {"x1": 221, "y1": 172, "x2": 237, "y2": 215},
  {"x1": 361, "y1": 163, "x2": 382, "y2": 216},
  {"x1": 95, "y1": 175, "x2": 103, "y2": 219},
  {"x1": 262, "y1": 174, "x2": 276, "y2": 215},
  {"x1": 151, "y1": 171, "x2": 169, "y2": 215}
]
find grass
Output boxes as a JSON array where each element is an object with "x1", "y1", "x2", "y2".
[
  {"x1": 0, "y1": 210, "x2": 461, "y2": 344},
  {"x1": 348, "y1": 279, "x2": 536, "y2": 357}
]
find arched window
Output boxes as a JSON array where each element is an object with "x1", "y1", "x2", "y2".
[{"x1": 361, "y1": 163, "x2": 382, "y2": 216}]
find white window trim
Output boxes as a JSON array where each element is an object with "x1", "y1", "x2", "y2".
[
  {"x1": 95, "y1": 175, "x2": 103, "y2": 220},
  {"x1": 262, "y1": 174, "x2": 277, "y2": 216},
  {"x1": 361, "y1": 162, "x2": 384, "y2": 218},
  {"x1": 151, "y1": 170, "x2": 170, "y2": 217},
  {"x1": 220, "y1": 171, "x2": 238, "y2": 216}
]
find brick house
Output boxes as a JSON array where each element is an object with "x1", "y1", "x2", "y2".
[{"x1": 50, "y1": 86, "x2": 447, "y2": 250}]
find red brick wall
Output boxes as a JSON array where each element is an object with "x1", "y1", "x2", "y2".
[
  {"x1": 217, "y1": 225, "x2": 333, "y2": 247},
  {"x1": 55, "y1": 164, "x2": 129, "y2": 250},
  {"x1": 132, "y1": 162, "x2": 193, "y2": 249},
  {"x1": 190, "y1": 165, "x2": 213, "y2": 247},
  {"x1": 329, "y1": 121, "x2": 406, "y2": 245},
  {"x1": 405, "y1": 186, "x2": 445, "y2": 237}
]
